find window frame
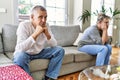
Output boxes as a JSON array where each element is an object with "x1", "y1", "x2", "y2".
[{"x1": 17, "y1": 0, "x2": 68, "y2": 25}]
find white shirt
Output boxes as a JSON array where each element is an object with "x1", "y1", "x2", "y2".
[{"x1": 14, "y1": 21, "x2": 57, "y2": 55}]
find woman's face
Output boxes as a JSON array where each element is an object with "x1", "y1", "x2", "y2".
[
  {"x1": 98, "y1": 18, "x2": 110, "y2": 30},
  {"x1": 101, "y1": 18, "x2": 109, "y2": 28}
]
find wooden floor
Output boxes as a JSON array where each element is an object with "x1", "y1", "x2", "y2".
[
  {"x1": 58, "y1": 47, "x2": 120, "y2": 80},
  {"x1": 110, "y1": 47, "x2": 120, "y2": 65}
]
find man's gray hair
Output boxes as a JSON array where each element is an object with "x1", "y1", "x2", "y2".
[{"x1": 31, "y1": 5, "x2": 46, "y2": 13}]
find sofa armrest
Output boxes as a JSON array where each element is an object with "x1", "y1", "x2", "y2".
[{"x1": 0, "y1": 33, "x2": 5, "y2": 54}]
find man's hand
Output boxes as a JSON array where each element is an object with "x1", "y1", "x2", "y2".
[
  {"x1": 31, "y1": 24, "x2": 51, "y2": 40},
  {"x1": 35, "y1": 25, "x2": 44, "y2": 35},
  {"x1": 43, "y1": 25, "x2": 51, "y2": 40},
  {"x1": 31, "y1": 25, "x2": 44, "y2": 40}
]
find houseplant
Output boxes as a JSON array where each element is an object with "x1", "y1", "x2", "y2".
[{"x1": 78, "y1": 5, "x2": 120, "y2": 24}]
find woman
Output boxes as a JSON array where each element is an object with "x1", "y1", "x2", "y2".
[{"x1": 78, "y1": 13, "x2": 112, "y2": 66}]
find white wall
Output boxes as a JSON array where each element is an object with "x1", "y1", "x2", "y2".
[
  {"x1": 0, "y1": 0, "x2": 18, "y2": 32},
  {"x1": 73, "y1": 0, "x2": 83, "y2": 28},
  {"x1": 67, "y1": 0, "x2": 74, "y2": 25},
  {"x1": 73, "y1": 0, "x2": 91, "y2": 31},
  {"x1": 0, "y1": 0, "x2": 18, "y2": 51},
  {"x1": 112, "y1": 0, "x2": 120, "y2": 44}
]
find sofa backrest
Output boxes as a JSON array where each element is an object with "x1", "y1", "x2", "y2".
[
  {"x1": 2, "y1": 24, "x2": 81, "y2": 52},
  {"x1": 2, "y1": 24, "x2": 18, "y2": 52},
  {"x1": 50, "y1": 25, "x2": 81, "y2": 46}
]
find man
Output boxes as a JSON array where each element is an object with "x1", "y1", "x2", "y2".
[
  {"x1": 78, "y1": 13, "x2": 112, "y2": 66},
  {"x1": 13, "y1": 5, "x2": 65, "y2": 80}
]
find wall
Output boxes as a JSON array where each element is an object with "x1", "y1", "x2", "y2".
[
  {"x1": 73, "y1": 0, "x2": 91, "y2": 31},
  {"x1": 0, "y1": 0, "x2": 18, "y2": 32},
  {"x1": 73, "y1": 0, "x2": 83, "y2": 30},
  {"x1": 82, "y1": 0, "x2": 91, "y2": 31},
  {"x1": 67, "y1": 0, "x2": 74, "y2": 25},
  {"x1": 112, "y1": 0, "x2": 120, "y2": 45},
  {"x1": 0, "y1": 0, "x2": 18, "y2": 52}
]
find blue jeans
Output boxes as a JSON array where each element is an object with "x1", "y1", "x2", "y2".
[
  {"x1": 78, "y1": 44, "x2": 112, "y2": 66},
  {"x1": 13, "y1": 46, "x2": 65, "y2": 79}
]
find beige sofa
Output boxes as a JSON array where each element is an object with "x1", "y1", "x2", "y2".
[{"x1": 0, "y1": 24, "x2": 96, "y2": 80}]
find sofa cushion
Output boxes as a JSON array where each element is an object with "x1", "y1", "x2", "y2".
[
  {"x1": 5, "y1": 52, "x2": 49, "y2": 72},
  {"x1": 29, "y1": 51, "x2": 74, "y2": 72},
  {"x1": 0, "y1": 63, "x2": 14, "y2": 67},
  {"x1": 0, "y1": 54, "x2": 12, "y2": 64},
  {"x1": 50, "y1": 25, "x2": 81, "y2": 46},
  {"x1": 3, "y1": 52, "x2": 14, "y2": 59},
  {"x1": 6, "y1": 50, "x2": 74, "y2": 72},
  {"x1": 63, "y1": 46, "x2": 95, "y2": 62},
  {"x1": 4, "y1": 52, "x2": 49, "y2": 72},
  {"x1": 2, "y1": 24, "x2": 18, "y2": 52},
  {"x1": 73, "y1": 33, "x2": 83, "y2": 46},
  {"x1": 29, "y1": 59, "x2": 49, "y2": 72},
  {"x1": 74, "y1": 51, "x2": 96, "y2": 62},
  {"x1": 62, "y1": 47, "x2": 75, "y2": 64}
]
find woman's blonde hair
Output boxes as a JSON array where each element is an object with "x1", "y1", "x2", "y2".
[{"x1": 97, "y1": 13, "x2": 110, "y2": 22}]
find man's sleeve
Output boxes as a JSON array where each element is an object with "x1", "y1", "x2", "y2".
[{"x1": 15, "y1": 22, "x2": 35, "y2": 52}]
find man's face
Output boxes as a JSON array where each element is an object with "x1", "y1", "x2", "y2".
[{"x1": 32, "y1": 10, "x2": 47, "y2": 27}]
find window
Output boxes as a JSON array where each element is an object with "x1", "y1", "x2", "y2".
[
  {"x1": 104, "y1": 0, "x2": 115, "y2": 36},
  {"x1": 18, "y1": 0, "x2": 67, "y2": 25},
  {"x1": 91, "y1": 0, "x2": 102, "y2": 25},
  {"x1": 46, "y1": 0, "x2": 66, "y2": 25}
]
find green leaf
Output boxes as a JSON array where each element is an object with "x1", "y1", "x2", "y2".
[
  {"x1": 113, "y1": 8, "x2": 120, "y2": 16},
  {"x1": 101, "y1": 5, "x2": 107, "y2": 14},
  {"x1": 78, "y1": 10, "x2": 91, "y2": 24},
  {"x1": 109, "y1": 7, "x2": 113, "y2": 14},
  {"x1": 93, "y1": 10, "x2": 99, "y2": 16},
  {"x1": 78, "y1": 5, "x2": 120, "y2": 24}
]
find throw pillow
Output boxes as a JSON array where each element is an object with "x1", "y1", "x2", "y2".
[{"x1": 73, "y1": 33, "x2": 83, "y2": 46}]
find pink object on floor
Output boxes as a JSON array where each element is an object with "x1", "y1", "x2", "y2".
[{"x1": 0, "y1": 64, "x2": 33, "y2": 80}]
